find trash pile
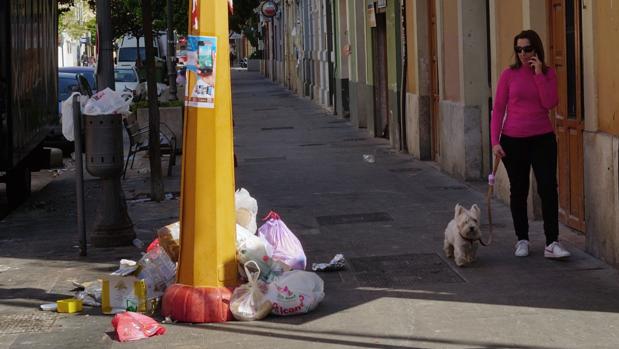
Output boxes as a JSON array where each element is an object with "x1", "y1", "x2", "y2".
[
  {"x1": 231, "y1": 189, "x2": 329, "y2": 321},
  {"x1": 39, "y1": 188, "x2": 343, "y2": 341}
]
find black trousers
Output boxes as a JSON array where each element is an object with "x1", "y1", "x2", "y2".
[{"x1": 500, "y1": 132, "x2": 558, "y2": 245}]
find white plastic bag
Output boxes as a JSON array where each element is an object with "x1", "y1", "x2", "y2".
[
  {"x1": 236, "y1": 224, "x2": 273, "y2": 281},
  {"x1": 266, "y1": 270, "x2": 324, "y2": 316},
  {"x1": 230, "y1": 261, "x2": 272, "y2": 321},
  {"x1": 235, "y1": 188, "x2": 258, "y2": 234},
  {"x1": 83, "y1": 87, "x2": 133, "y2": 115},
  {"x1": 60, "y1": 92, "x2": 88, "y2": 141}
]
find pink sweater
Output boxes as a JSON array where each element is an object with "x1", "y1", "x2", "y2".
[{"x1": 490, "y1": 66, "x2": 558, "y2": 146}]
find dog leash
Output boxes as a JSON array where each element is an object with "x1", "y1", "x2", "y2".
[{"x1": 480, "y1": 155, "x2": 501, "y2": 246}]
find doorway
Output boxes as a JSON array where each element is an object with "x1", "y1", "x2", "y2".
[
  {"x1": 372, "y1": 12, "x2": 389, "y2": 139},
  {"x1": 428, "y1": 0, "x2": 440, "y2": 159},
  {"x1": 548, "y1": 0, "x2": 585, "y2": 232}
]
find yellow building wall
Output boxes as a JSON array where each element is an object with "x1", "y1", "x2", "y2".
[
  {"x1": 406, "y1": 0, "x2": 417, "y2": 94},
  {"x1": 595, "y1": 1, "x2": 619, "y2": 136},
  {"x1": 495, "y1": 1, "x2": 523, "y2": 75},
  {"x1": 442, "y1": 0, "x2": 460, "y2": 102}
]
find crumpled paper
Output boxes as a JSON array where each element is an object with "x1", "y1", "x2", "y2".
[{"x1": 311, "y1": 254, "x2": 345, "y2": 272}]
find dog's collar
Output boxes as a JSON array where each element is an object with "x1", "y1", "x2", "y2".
[{"x1": 458, "y1": 232, "x2": 481, "y2": 244}]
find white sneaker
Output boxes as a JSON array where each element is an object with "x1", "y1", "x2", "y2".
[
  {"x1": 514, "y1": 240, "x2": 529, "y2": 257},
  {"x1": 544, "y1": 241, "x2": 571, "y2": 259}
]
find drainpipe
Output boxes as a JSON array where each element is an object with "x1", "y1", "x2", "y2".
[{"x1": 399, "y1": 0, "x2": 407, "y2": 152}]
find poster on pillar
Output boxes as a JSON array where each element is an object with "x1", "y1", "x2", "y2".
[{"x1": 184, "y1": 35, "x2": 218, "y2": 109}]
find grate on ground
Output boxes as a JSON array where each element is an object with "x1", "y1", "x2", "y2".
[
  {"x1": 244, "y1": 156, "x2": 287, "y2": 163},
  {"x1": 389, "y1": 168, "x2": 423, "y2": 174},
  {"x1": 425, "y1": 185, "x2": 468, "y2": 191},
  {"x1": 299, "y1": 143, "x2": 326, "y2": 147},
  {"x1": 316, "y1": 212, "x2": 392, "y2": 226},
  {"x1": 252, "y1": 107, "x2": 279, "y2": 111},
  {"x1": 0, "y1": 312, "x2": 57, "y2": 335},
  {"x1": 350, "y1": 253, "x2": 464, "y2": 287},
  {"x1": 341, "y1": 137, "x2": 367, "y2": 142},
  {"x1": 261, "y1": 126, "x2": 294, "y2": 131}
]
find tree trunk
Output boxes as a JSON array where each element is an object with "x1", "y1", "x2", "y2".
[
  {"x1": 166, "y1": 0, "x2": 177, "y2": 100},
  {"x1": 141, "y1": 0, "x2": 164, "y2": 202},
  {"x1": 136, "y1": 35, "x2": 142, "y2": 69}
]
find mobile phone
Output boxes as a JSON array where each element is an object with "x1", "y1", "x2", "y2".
[
  {"x1": 198, "y1": 41, "x2": 213, "y2": 69},
  {"x1": 528, "y1": 54, "x2": 537, "y2": 68}
]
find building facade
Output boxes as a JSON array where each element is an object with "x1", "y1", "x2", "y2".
[{"x1": 258, "y1": 0, "x2": 619, "y2": 267}]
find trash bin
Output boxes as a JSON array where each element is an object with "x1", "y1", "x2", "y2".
[{"x1": 84, "y1": 113, "x2": 124, "y2": 178}]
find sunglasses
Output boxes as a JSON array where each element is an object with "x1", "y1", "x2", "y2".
[{"x1": 515, "y1": 45, "x2": 534, "y2": 54}]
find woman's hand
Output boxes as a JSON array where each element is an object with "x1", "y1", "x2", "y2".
[
  {"x1": 492, "y1": 144, "x2": 506, "y2": 159},
  {"x1": 528, "y1": 55, "x2": 543, "y2": 74}
]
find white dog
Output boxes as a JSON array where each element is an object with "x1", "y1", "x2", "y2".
[{"x1": 443, "y1": 203, "x2": 482, "y2": 267}]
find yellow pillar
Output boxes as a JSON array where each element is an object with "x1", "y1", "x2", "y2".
[{"x1": 162, "y1": 0, "x2": 238, "y2": 323}]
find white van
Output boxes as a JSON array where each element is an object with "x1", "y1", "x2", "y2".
[{"x1": 116, "y1": 33, "x2": 167, "y2": 67}]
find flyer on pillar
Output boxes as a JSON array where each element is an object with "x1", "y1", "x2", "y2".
[{"x1": 184, "y1": 35, "x2": 217, "y2": 109}]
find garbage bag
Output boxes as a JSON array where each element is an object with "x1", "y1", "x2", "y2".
[
  {"x1": 236, "y1": 224, "x2": 273, "y2": 281},
  {"x1": 230, "y1": 261, "x2": 272, "y2": 321},
  {"x1": 266, "y1": 270, "x2": 324, "y2": 316},
  {"x1": 60, "y1": 92, "x2": 88, "y2": 141},
  {"x1": 235, "y1": 188, "x2": 258, "y2": 234},
  {"x1": 83, "y1": 88, "x2": 132, "y2": 115},
  {"x1": 112, "y1": 311, "x2": 166, "y2": 342},
  {"x1": 157, "y1": 222, "x2": 180, "y2": 262},
  {"x1": 257, "y1": 211, "x2": 307, "y2": 270}
]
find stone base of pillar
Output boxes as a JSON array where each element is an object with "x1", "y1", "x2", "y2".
[{"x1": 162, "y1": 284, "x2": 234, "y2": 323}]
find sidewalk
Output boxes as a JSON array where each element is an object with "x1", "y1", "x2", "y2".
[{"x1": 1, "y1": 70, "x2": 619, "y2": 348}]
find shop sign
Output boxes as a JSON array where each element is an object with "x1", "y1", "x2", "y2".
[{"x1": 261, "y1": 1, "x2": 278, "y2": 18}]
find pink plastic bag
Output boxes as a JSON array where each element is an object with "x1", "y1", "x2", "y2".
[
  {"x1": 257, "y1": 211, "x2": 307, "y2": 270},
  {"x1": 112, "y1": 311, "x2": 166, "y2": 342}
]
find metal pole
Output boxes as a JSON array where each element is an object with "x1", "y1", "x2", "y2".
[
  {"x1": 72, "y1": 95, "x2": 87, "y2": 256},
  {"x1": 96, "y1": 0, "x2": 114, "y2": 90},
  {"x1": 167, "y1": 0, "x2": 177, "y2": 100}
]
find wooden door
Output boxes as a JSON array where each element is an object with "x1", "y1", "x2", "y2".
[
  {"x1": 428, "y1": 0, "x2": 440, "y2": 159},
  {"x1": 548, "y1": 0, "x2": 585, "y2": 232},
  {"x1": 373, "y1": 13, "x2": 389, "y2": 138}
]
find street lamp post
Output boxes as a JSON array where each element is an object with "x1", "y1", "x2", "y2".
[
  {"x1": 90, "y1": 0, "x2": 135, "y2": 248},
  {"x1": 162, "y1": 0, "x2": 238, "y2": 323}
]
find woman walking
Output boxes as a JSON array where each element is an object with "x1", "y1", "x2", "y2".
[{"x1": 491, "y1": 30, "x2": 570, "y2": 259}]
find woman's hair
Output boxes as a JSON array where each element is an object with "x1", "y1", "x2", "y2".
[{"x1": 510, "y1": 30, "x2": 548, "y2": 74}]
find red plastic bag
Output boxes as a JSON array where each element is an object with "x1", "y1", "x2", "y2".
[
  {"x1": 112, "y1": 311, "x2": 166, "y2": 342},
  {"x1": 146, "y1": 238, "x2": 160, "y2": 253}
]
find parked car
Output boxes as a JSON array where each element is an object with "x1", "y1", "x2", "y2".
[
  {"x1": 59, "y1": 66, "x2": 97, "y2": 93},
  {"x1": 114, "y1": 66, "x2": 140, "y2": 93}
]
